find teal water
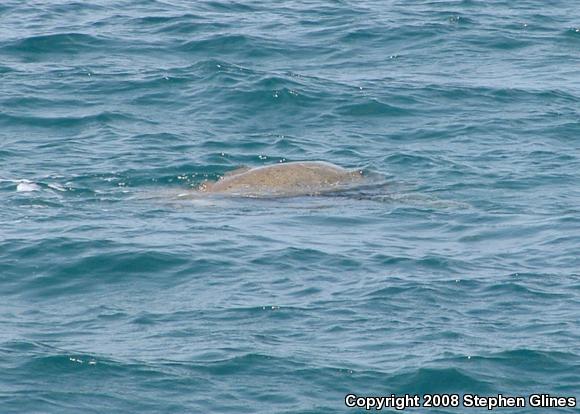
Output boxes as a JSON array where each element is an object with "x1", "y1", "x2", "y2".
[{"x1": 1, "y1": 1, "x2": 579, "y2": 412}]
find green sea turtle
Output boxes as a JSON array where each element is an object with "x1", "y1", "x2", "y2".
[{"x1": 196, "y1": 161, "x2": 368, "y2": 198}]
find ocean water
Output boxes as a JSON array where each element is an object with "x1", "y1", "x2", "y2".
[{"x1": 1, "y1": 0, "x2": 579, "y2": 412}]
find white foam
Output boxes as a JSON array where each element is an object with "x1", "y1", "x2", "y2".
[
  {"x1": 16, "y1": 181, "x2": 41, "y2": 192},
  {"x1": 47, "y1": 183, "x2": 67, "y2": 192}
]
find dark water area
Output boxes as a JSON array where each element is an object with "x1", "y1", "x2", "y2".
[{"x1": 1, "y1": 1, "x2": 579, "y2": 412}]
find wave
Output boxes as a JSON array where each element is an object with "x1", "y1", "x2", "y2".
[
  {"x1": 335, "y1": 100, "x2": 410, "y2": 117},
  {"x1": 0, "y1": 111, "x2": 150, "y2": 128},
  {"x1": 2, "y1": 33, "x2": 106, "y2": 54}
]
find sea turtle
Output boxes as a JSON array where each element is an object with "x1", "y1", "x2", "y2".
[{"x1": 197, "y1": 161, "x2": 367, "y2": 198}]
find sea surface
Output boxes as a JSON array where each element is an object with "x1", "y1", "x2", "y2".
[{"x1": 1, "y1": 1, "x2": 579, "y2": 413}]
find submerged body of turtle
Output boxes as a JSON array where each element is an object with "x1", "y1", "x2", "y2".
[{"x1": 146, "y1": 161, "x2": 463, "y2": 208}]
